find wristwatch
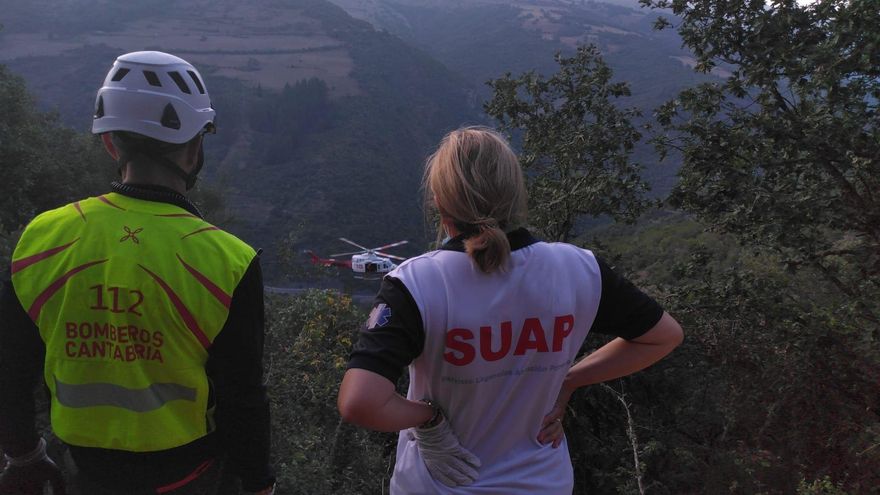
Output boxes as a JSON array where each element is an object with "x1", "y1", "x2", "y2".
[{"x1": 419, "y1": 399, "x2": 444, "y2": 429}]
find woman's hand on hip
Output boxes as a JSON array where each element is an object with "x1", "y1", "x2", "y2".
[{"x1": 538, "y1": 385, "x2": 573, "y2": 448}]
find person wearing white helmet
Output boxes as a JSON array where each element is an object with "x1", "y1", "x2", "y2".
[
  {"x1": 0, "y1": 52, "x2": 275, "y2": 494},
  {"x1": 92, "y1": 51, "x2": 218, "y2": 191}
]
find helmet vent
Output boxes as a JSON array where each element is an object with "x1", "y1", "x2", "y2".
[
  {"x1": 143, "y1": 71, "x2": 162, "y2": 87},
  {"x1": 111, "y1": 68, "x2": 130, "y2": 82},
  {"x1": 160, "y1": 103, "x2": 181, "y2": 130},
  {"x1": 94, "y1": 95, "x2": 105, "y2": 118},
  {"x1": 187, "y1": 70, "x2": 206, "y2": 94},
  {"x1": 168, "y1": 71, "x2": 192, "y2": 94}
]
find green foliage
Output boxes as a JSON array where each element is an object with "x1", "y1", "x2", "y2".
[
  {"x1": 663, "y1": 246, "x2": 878, "y2": 492},
  {"x1": 265, "y1": 290, "x2": 395, "y2": 494},
  {"x1": 620, "y1": 3, "x2": 880, "y2": 488},
  {"x1": 582, "y1": 216, "x2": 880, "y2": 494},
  {"x1": 0, "y1": 64, "x2": 112, "y2": 230},
  {"x1": 486, "y1": 45, "x2": 651, "y2": 242},
  {"x1": 798, "y1": 476, "x2": 849, "y2": 495},
  {"x1": 643, "y1": 0, "x2": 880, "y2": 328}
]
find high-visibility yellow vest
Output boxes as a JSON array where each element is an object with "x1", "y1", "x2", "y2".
[{"x1": 11, "y1": 192, "x2": 256, "y2": 452}]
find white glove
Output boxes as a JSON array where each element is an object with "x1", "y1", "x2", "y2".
[{"x1": 412, "y1": 415, "x2": 481, "y2": 486}]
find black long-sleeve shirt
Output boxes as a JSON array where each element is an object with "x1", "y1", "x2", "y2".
[{"x1": 0, "y1": 183, "x2": 274, "y2": 492}]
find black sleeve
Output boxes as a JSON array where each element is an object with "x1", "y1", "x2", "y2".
[
  {"x1": 590, "y1": 257, "x2": 664, "y2": 341},
  {"x1": 0, "y1": 274, "x2": 44, "y2": 457},
  {"x1": 346, "y1": 276, "x2": 425, "y2": 384},
  {"x1": 206, "y1": 257, "x2": 275, "y2": 492}
]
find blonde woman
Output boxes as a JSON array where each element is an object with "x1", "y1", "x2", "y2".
[{"x1": 337, "y1": 127, "x2": 683, "y2": 494}]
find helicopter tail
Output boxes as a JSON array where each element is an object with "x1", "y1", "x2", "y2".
[{"x1": 304, "y1": 250, "x2": 322, "y2": 264}]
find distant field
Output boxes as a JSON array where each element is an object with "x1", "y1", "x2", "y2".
[
  {"x1": 517, "y1": 4, "x2": 642, "y2": 48},
  {"x1": 207, "y1": 49, "x2": 357, "y2": 96},
  {"x1": 0, "y1": 35, "x2": 83, "y2": 60},
  {"x1": 0, "y1": 3, "x2": 360, "y2": 95}
]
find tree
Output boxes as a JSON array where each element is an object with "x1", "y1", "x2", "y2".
[
  {"x1": 485, "y1": 45, "x2": 651, "y2": 242},
  {"x1": 643, "y1": 0, "x2": 880, "y2": 328},
  {"x1": 0, "y1": 64, "x2": 111, "y2": 232},
  {"x1": 637, "y1": 0, "x2": 880, "y2": 490},
  {"x1": 0, "y1": 64, "x2": 113, "y2": 267}
]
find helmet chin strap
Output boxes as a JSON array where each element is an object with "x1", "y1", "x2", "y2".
[{"x1": 188, "y1": 146, "x2": 205, "y2": 190}]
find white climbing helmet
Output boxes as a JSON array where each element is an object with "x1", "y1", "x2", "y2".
[{"x1": 92, "y1": 51, "x2": 215, "y2": 144}]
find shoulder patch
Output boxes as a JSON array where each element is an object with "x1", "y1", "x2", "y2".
[{"x1": 366, "y1": 303, "x2": 392, "y2": 329}]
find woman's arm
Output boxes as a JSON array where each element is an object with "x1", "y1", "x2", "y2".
[
  {"x1": 338, "y1": 368, "x2": 482, "y2": 487},
  {"x1": 340, "y1": 277, "x2": 433, "y2": 432},
  {"x1": 337, "y1": 368, "x2": 434, "y2": 432},
  {"x1": 538, "y1": 312, "x2": 683, "y2": 445},
  {"x1": 563, "y1": 311, "x2": 683, "y2": 391}
]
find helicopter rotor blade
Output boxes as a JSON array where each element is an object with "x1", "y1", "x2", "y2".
[
  {"x1": 339, "y1": 237, "x2": 370, "y2": 251},
  {"x1": 372, "y1": 240, "x2": 409, "y2": 251},
  {"x1": 329, "y1": 250, "x2": 365, "y2": 257},
  {"x1": 376, "y1": 252, "x2": 407, "y2": 261}
]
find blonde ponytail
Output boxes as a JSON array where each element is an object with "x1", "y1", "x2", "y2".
[
  {"x1": 463, "y1": 219, "x2": 511, "y2": 273},
  {"x1": 424, "y1": 127, "x2": 528, "y2": 273}
]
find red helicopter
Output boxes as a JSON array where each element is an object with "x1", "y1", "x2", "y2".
[{"x1": 306, "y1": 238, "x2": 408, "y2": 279}]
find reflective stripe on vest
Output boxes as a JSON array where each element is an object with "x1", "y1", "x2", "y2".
[
  {"x1": 55, "y1": 377, "x2": 196, "y2": 412},
  {"x1": 11, "y1": 193, "x2": 255, "y2": 452}
]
